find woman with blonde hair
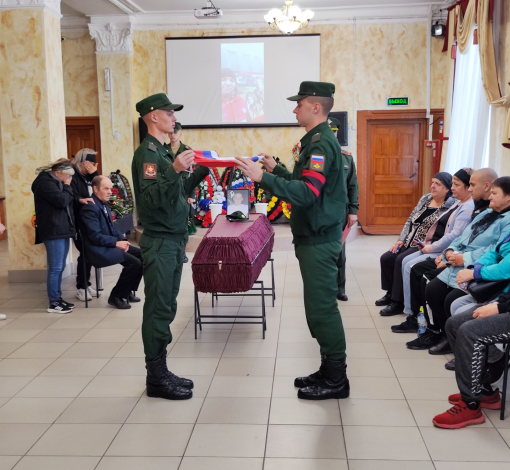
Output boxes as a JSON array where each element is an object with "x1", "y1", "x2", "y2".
[{"x1": 71, "y1": 149, "x2": 100, "y2": 302}]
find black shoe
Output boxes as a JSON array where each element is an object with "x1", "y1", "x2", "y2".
[
  {"x1": 59, "y1": 298, "x2": 75, "y2": 309},
  {"x1": 336, "y1": 293, "x2": 348, "y2": 301},
  {"x1": 108, "y1": 296, "x2": 131, "y2": 309},
  {"x1": 183, "y1": 253, "x2": 189, "y2": 263},
  {"x1": 428, "y1": 336, "x2": 452, "y2": 355},
  {"x1": 158, "y1": 349, "x2": 194, "y2": 390},
  {"x1": 47, "y1": 300, "x2": 72, "y2": 314},
  {"x1": 445, "y1": 358, "x2": 456, "y2": 370},
  {"x1": 406, "y1": 329, "x2": 442, "y2": 350},
  {"x1": 391, "y1": 315, "x2": 418, "y2": 333},
  {"x1": 128, "y1": 292, "x2": 141, "y2": 303},
  {"x1": 146, "y1": 353, "x2": 192, "y2": 400},
  {"x1": 375, "y1": 292, "x2": 392, "y2": 306},
  {"x1": 380, "y1": 301, "x2": 404, "y2": 316},
  {"x1": 297, "y1": 356, "x2": 350, "y2": 400},
  {"x1": 294, "y1": 355, "x2": 326, "y2": 388}
]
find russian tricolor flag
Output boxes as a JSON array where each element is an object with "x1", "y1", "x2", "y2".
[{"x1": 193, "y1": 151, "x2": 262, "y2": 168}]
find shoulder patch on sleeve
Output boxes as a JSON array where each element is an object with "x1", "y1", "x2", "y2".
[
  {"x1": 144, "y1": 163, "x2": 158, "y2": 179},
  {"x1": 148, "y1": 142, "x2": 157, "y2": 152},
  {"x1": 309, "y1": 154, "x2": 325, "y2": 172},
  {"x1": 311, "y1": 133, "x2": 321, "y2": 143}
]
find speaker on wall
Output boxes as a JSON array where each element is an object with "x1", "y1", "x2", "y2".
[{"x1": 328, "y1": 112, "x2": 348, "y2": 147}]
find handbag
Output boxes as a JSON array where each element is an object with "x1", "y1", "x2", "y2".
[{"x1": 468, "y1": 280, "x2": 510, "y2": 304}]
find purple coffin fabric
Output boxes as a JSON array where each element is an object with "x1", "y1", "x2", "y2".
[{"x1": 192, "y1": 213, "x2": 275, "y2": 293}]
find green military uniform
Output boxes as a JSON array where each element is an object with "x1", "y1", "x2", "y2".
[
  {"x1": 328, "y1": 118, "x2": 359, "y2": 296},
  {"x1": 259, "y1": 82, "x2": 348, "y2": 360},
  {"x1": 132, "y1": 95, "x2": 209, "y2": 361}
]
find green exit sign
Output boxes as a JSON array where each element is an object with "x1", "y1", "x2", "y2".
[{"x1": 387, "y1": 97, "x2": 409, "y2": 106}]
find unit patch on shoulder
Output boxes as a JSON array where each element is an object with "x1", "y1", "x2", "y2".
[
  {"x1": 311, "y1": 133, "x2": 321, "y2": 143},
  {"x1": 310, "y1": 154, "x2": 325, "y2": 172},
  {"x1": 144, "y1": 163, "x2": 158, "y2": 179},
  {"x1": 148, "y1": 142, "x2": 157, "y2": 152}
]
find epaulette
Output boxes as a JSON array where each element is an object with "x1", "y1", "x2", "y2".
[
  {"x1": 184, "y1": 145, "x2": 191, "y2": 150},
  {"x1": 148, "y1": 142, "x2": 157, "y2": 152},
  {"x1": 311, "y1": 133, "x2": 321, "y2": 143},
  {"x1": 341, "y1": 150, "x2": 352, "y2": 156}
]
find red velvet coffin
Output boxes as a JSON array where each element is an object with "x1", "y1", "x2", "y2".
[{"x1": 192, "y1": 213, "x2": 275, "y2": 293}]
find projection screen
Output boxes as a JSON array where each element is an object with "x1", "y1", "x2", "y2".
[{"x1": 166, "y1": 34, "x2": 320, "y2": 128}]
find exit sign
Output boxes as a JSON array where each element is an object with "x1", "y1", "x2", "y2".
[{"x1": 387, "y1": 97, "x2": 409, "y2": 106}]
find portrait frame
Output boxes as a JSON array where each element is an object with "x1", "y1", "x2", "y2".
[{"x1": 226, "y1": 188, "x2": 250, "y2": 219}]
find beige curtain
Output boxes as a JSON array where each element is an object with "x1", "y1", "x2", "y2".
[{"x1": 456, "y1": 1, "x2": 477, "y2": 53}]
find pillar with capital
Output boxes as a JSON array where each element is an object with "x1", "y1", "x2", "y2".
[
  {"x1": 89, "y1": 21, "x2": 134, "y2": 178},
  {"x1": 0, "y1": 0, "x2": 67, "y2": 281}
]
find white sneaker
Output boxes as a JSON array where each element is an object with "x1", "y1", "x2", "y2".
[
  {"x1": 76, "y1": 288, "x2": 92, "y2": 301},
  {"x1": 87, "y1": 287, "x2": 98, "y2": 298},
  {"x1": 0, "y1": 314, "x2": 6, "y2": 321}
]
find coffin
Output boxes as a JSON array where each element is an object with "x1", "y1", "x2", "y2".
[{"x1": 192, "y1": 213, "x2": 275, "y2": 293}]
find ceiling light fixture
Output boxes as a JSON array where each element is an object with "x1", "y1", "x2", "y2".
[{"x1": 264, "y1": 0, "x2": 314, "y2": 35}]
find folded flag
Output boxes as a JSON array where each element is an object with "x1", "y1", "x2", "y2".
[{"x1": 193, "y1": 151, "x2": 262, "y2": 167}]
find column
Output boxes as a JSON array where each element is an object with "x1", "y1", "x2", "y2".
[
  {"x1": 0, "y1": 0, "x2": 67, "y2": 281},
  {"x1": 89, "y1": 21, "x2": 134, "y2": 178}
]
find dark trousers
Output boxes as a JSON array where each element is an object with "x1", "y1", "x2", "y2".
[
  {"x1": 74, "y1": 237, "x2": 92, "y2": 289},
  {"x1": 409, "y1": 259, "x2": 443, "y2": 316},
  {"x1": 446, "y1": 309, "x2": 510, "y2": 403},
  {"x1": 380, "y1": 246, "x2": 419, "y2": 302},
  {"x1": 424, "y1": 276, "x2": 467, "y2": 332},
  {"x1": 110, "y1": 246, "x2": 143, "y2": 299},
  {"x1": 336, "y1": 242, "x2": 346, "y2": 295}
]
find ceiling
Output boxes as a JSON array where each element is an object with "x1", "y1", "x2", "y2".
[{"x1": 61, "y1": 0, "x2": 452, "y2": 17}]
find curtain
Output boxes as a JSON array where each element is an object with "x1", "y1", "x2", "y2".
[
  {"x1": 444, "y1": 37, "x2": 490, "y2": 173},
  {"x1": 456, "y1": 1, "x2": 477, "y2": 53}
]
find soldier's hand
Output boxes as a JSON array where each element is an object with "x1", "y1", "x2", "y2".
[
  {"x1": 234, "y1": 157, "x2": 263, "y2": 183},
  {"x1": 174, "y1": 150, "x2": 195, "y2": 173},
  {"x1": 259, "y1": 153, "x2": 277, "y2": 172},
  {"x1": 347, "y1": 214, "x2": 357, "y2": 228}
]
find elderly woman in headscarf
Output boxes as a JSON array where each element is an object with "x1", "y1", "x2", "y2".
[
  {"x1": 376, "y1": 172, "x2": 455, "y2": 316},
  {"x1": 70, "y1": 149, "x2": 100, "y2": 302},
  {"x1": 32, "y1": 159, "x2": 76, "y2": 314}
]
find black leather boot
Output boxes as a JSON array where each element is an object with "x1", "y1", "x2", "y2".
[
  {"x1": 375, "y1": 291, "x2": 392, "y2": 306},
  {"x1": 161, "y1": 351, "x2": 194, "y2": 390},
  {"x1": 294, "y1": 355, "x2": 326, "y2": 388},
  {"x1": 146, "y1": 353, "x2": 192, "y2": 400},
  {"x1": 297, "y1": 356, "x2": 350, "y2": 400}
]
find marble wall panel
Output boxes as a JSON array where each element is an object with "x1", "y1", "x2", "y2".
[
  {"x1": 62, "y1": 33, "x2": 99, "y2": 117},
  {"x1": 96, "y1": 53, "x2": 134, "y2": 178}
]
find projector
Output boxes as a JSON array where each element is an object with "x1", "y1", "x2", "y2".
[{"x1": 194, "y1": 1, "x2": 223, "y2": 19}]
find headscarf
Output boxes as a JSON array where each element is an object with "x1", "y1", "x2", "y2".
[{"x1": 454, "y1": 168, "x2": 471, "y2": 187}]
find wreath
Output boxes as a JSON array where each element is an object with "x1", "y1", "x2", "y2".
[
  {"x1": 254, "y1": 158, "x2": 291, "y2": 222},
  {"x1": 195, "y1": 168, "x2": 226, "y2": 228},
  {"x1": 108, "y1": 170, "x2": 134, "y2": 220}
]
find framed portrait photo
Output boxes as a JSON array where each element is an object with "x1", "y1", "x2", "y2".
[{"x1": 226, "y1": 188, "x2": 250, "y2": 218}]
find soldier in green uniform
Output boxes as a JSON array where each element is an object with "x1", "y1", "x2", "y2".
[
  {"x1": 169, "y1": 122, "x2": 194, "y2": 263},
  {"x1": 328, "y1": 117, "x2": 359, "y2": 301},
  {"x1": 236, "y1": 81, "x2": 350, "y2": 401},
  {"x1": 132, "y1": 94, "x2": 209, "y2": 400}
]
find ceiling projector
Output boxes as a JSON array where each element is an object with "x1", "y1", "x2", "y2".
[{"x1": 194, "y1": 1, "x2": 223, "y2": 19}]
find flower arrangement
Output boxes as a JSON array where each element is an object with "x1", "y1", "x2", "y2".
[
  {"x1": 108, "y1": 170, "x2": 134, "y2": 220},
  {"x1": 195, "y1": 168, "x2": 226, "y2": 227},
  {"x1": 254, "y1": 158, "x2": 291, "y2": 222}
]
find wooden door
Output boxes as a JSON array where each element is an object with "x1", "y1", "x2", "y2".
[
  {"x1": 357, "y1": 110, "x2": 443, "y2": 234},
  {"x1": 65, "y1": 117, "x2": 102, "y2": 175},
  {"x1": 368, "y1": 121, "x2": 421, "y2": 228}
]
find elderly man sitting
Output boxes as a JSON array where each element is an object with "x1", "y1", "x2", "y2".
[{"x1": 79, "y1": 175, "x2": 143, "y2": 309}]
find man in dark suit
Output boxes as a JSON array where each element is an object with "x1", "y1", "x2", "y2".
[{"x1": 79, "y1": 175, "x2": 143, "y2": 309}]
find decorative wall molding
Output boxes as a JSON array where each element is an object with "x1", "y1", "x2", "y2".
[
  {"x1": 89, "y1": 21, "x2": 133, "y2": 55},
  {"x1": 0, "y1": 0, "x2": 61, "y2": 17}
]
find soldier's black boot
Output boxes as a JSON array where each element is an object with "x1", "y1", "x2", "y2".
[
  {"x1": 146, "y1": 353, "x2": 192, "y2": 400},
  {"x1": 294, "y1": 354, "x2": 326, "y2": 388},
  {"x1": 160, "y1": 350, "x2": 194, "y2": 390},
  {"x1": 297, "y1": 356, "x2": 350, "y2": 401}
]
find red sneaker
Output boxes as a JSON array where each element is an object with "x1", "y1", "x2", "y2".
[
  {"x1": 448, "y1": 389, "x2": 501, "y2": 410},
  {"x1": 433, "y1": 401, "x2": 485, "y2": 429}
]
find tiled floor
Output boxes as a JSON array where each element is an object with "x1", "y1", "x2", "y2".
[{"x1": 1, "y1": 231, "x2": 510, "y2": 469}]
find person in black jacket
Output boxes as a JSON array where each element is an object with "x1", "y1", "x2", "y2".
[
  {"x1": 70, "y1": 148, "x2": 100, "y2": 302},
  {"x1": 79, "y1": 175, "x2": 142, "y2": 309},
  {"x1": 32, "y1": 159, "x2": 76, "y2": 314}
]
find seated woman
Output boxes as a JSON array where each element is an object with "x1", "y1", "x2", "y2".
[
  {"x1": 407, "y1": 177, "x2": 510, "y2": 353},
  {"x1": 432, "y1": 289, "x2": 510, "y2": 429},
  {"x1": 70, "y1": 149, "x2": 100, "y2": 302},
  {"x1": 392, "y1": 169, "x2": 474, "y2": 332},
  {"x1": 376, "y1": 172, "x2": 455, "y2": 316}
]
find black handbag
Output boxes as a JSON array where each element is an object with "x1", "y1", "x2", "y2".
[{"x1": 468, "y1": 280, "x2": 510, "y2": 304}]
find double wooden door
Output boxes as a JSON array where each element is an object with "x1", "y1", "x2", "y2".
[{"x1": 65, "y1": 117, "x2": 102, "y2": 174}]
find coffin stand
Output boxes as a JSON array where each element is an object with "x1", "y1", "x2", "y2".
[{"x1": 191, "y1": 213, "x2": 275, "y2": 339}]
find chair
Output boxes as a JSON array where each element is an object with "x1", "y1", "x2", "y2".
[
  {"x1": 78, "y1": 229, "x2": 103, "y2": 308},
  {"x1": 497, "y1": 341, "x2": 510, "y2": 420}
]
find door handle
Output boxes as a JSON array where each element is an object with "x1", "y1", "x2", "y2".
[{"x1": 409, "y1": 172, "x2": 417, "y2": 179}]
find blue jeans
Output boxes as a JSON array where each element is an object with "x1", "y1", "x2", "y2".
[
  {"x1": 401, "y1": 251, "x2": 436, "y2": 314},
  {"x1": 44, "y1": 238, "x2": 69, "y2": 304}
]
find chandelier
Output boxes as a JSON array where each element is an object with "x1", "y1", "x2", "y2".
[{"x1": 264, "y1": 1, "x2": 314, "y2": 35}]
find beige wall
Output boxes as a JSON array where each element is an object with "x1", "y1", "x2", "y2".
[{"x1": 61, "y1": 33, "x2": 99, "y2": 117}]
